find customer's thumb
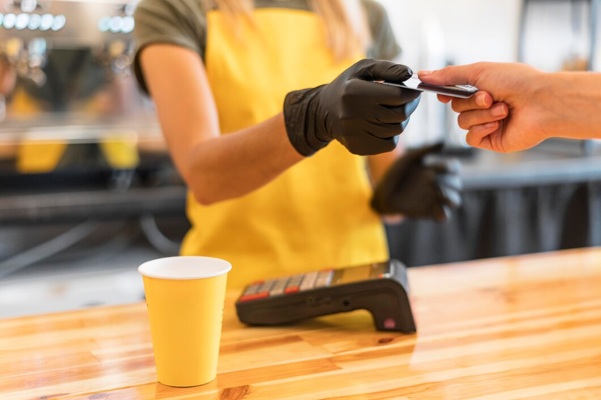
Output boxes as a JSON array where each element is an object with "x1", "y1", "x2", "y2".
[{"x1": 419, "y1": 64, "x2": 479, "y2": 87}]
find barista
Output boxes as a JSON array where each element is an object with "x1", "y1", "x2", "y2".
[{"x1": 133, "y1": 0, "x2": 462, "y2": 287}]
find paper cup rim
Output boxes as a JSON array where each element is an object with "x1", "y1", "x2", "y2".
[{"x1": 138, "y1": 256, "x2": 232, "y2": 280}]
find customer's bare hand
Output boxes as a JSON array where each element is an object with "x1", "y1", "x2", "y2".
[{"x1": 418, "y1": 62, "x2": 554, "y2": 153}]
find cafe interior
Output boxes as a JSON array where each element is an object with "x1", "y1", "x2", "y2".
[{"x1": 1, "y1": 0, "x2": 601, "y2": 399}]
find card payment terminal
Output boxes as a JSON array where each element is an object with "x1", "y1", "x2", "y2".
[{"x1": 235, "y1": 259, "x2": 416, "y2": 333}]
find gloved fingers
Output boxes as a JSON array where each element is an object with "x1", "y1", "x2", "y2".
[
  {"x1": 424, "y1": 157, "x2": 461, "y2": 174},
  {"x1": 341, "y1": 119, "x2": 406, "y2": 140},
  {"x1": 438, "y1": 185, "x2": 462, "y2": 208},
  {"x1": 370, "y1": 122, "x2": 406, "y2": 139},
  {"x1": 380, "y1": 84, "x2": 426, "y2": 104},
  {"x1": 445, "y1": 158, "x2": 461, "y2": 174},
  {"x1": 400, "y1": 118, "x2": 411, "y2": 134},
  {"x1": 338, "y1": 96, "x2": 417, "y2": 126},
  {"x1": 339, "y1": 132, "x2": 399, "y2": 155},
  {"x1": 345, "y1": 78, "x2": 421, "y2": 106},
  {"x1": 399, "y1": 142, "x2": 446, "y2": 166},
  {"x1": 350, "y1": 59, "x2": 413, "y2": 83},
  {"x1": 437, "y1": 173, "x2": 463, "y2": 192},
  {"x1": 376, "y1": 98, "x2": 421, "y2": 123},
  {"x1": 432, "y1": 204, "x2": 452, "y2": 222},
  {"x1": 412, "y1": 142, "x2": 445, "y2": 158},
  {"x1": 385, "y1": 147, "x2": 432, "y2": 180}
]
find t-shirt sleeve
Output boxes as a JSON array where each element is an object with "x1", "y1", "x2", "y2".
[
  {"x1": 132, "y1": 0, "x2": 207, "y2": 94},
  {"x1": 362, "y1": 0, "x2": 402, "y2": 61}
]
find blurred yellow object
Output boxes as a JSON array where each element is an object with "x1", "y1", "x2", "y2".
[
  {"x1": 99, "y1": 136, "x2": 139, "y2": 169},
  {"x1": 16, "y1": 141, "x2": 68, "y2": 173},
  {"x1": 561, "y1": 56, "x2": 589, "y2": 71}
]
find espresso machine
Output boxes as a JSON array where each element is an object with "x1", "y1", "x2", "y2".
[
  {"x1": 0, "y1": 0, "x2": 168, "y2": 192},
  {"x1": 0, "y1": 0, "x2": 188, "y2": 287}
]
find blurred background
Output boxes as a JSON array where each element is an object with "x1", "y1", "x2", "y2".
[{"x1": 1, "y1": 0, "x2": 600, "y2": 318}]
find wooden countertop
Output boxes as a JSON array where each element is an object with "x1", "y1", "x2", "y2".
[{"x1": 2, "y1": 248, "x2": 601, "y2": 399}]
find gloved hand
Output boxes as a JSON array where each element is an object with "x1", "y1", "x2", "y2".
[
  {"x1": 283, "y1": 59, "x2": 421, "y2": 156},
  {"x1": 370, "y1": 143, "x2": 462, "y2": 222}
]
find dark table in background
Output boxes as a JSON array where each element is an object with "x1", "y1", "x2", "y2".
[
  {"x1": 388, "y1": 140, "x2": 601, "y2": 266},
  {"x1": 1, "y1": 140, "x2": 601, "y2": 270}
]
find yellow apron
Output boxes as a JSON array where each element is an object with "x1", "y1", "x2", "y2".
[{"x1": 180, "y1": 8, "x2": 388, "y2": 288}]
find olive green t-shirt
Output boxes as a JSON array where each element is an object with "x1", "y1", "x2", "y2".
[{"x1": 133, "y1": 0, "x2": 401, "y2": 93}]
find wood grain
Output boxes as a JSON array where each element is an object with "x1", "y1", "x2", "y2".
[{"x1": 1, "y1": 248, "x2": 601, "y2": 399}]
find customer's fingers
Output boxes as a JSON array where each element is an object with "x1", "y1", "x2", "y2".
[
  {"x1": 449, "y1": 91, "x2": 493, "y2": 113},
  {"x1": 465, "y1": 123, "x2": 500, "y2": 150},
  {"x1": 457, "y1": 103, "x2": 508, "y2": 130}
]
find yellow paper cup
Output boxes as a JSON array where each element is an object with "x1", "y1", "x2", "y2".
[{"x1": 138, "y1": 256, "x2": 231, "y2": 387}]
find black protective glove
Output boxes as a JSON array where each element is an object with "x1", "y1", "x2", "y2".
[
  {"x1": 370, "y1": 143, "x2": 462, "y2": 222},
  {"x1": 283, "y1": 59, "x2": 421, "y2": 156}
]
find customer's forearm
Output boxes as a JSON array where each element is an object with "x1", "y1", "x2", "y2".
[{"x1": 545, "y1": 71, "x2": 601, "y2": 141}]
